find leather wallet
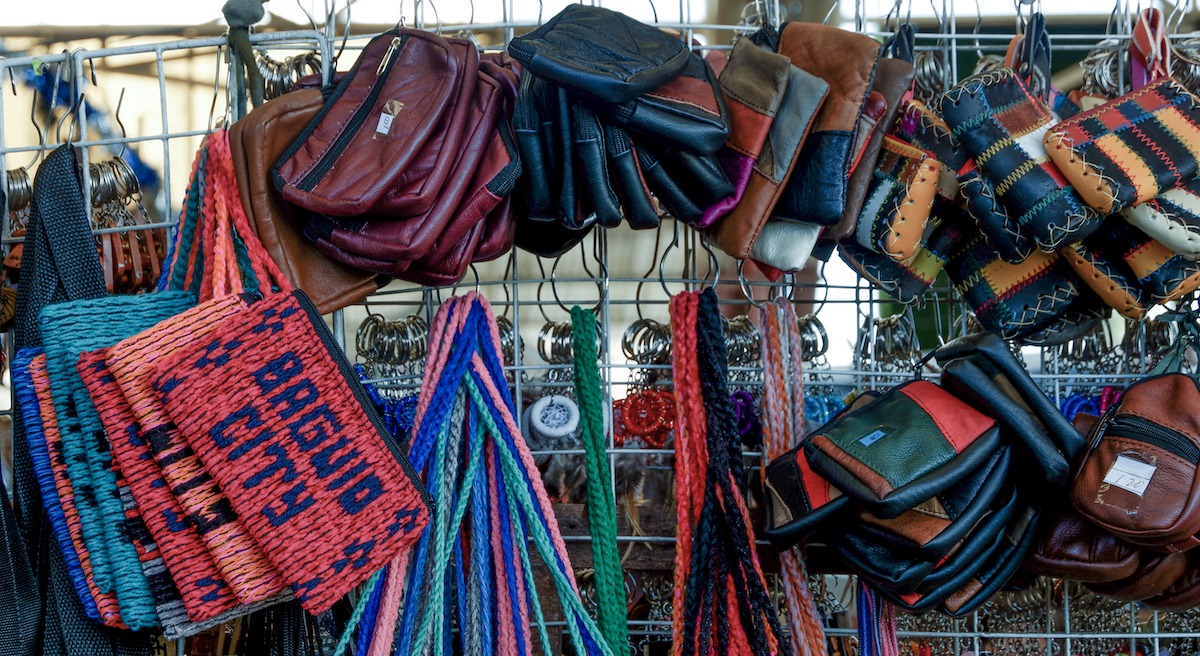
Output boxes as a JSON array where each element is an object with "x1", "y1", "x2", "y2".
[
  {"x1": 763, "y1": 443, "x2": 852, "y2": 550},
  {"x1": 708, "y1": 63, "x2": 829, "y2": 259},
  {"x1": 604, "y1": 123, "x2": 659, "y2": 230},
  {"x1": 514, "y1": 73, "x2": 559, "y2": 221},
  {"x1": 507, "y1": 4, "x2": 688, "y2": 103},
  {"x1": 939, "y1": 505, "x2": 1040, "y2": 618},
  {"x1": 1023, "y1": 508, "x2": 1141, "y2": 584},
  {"x1": 773, "y1": 22, "x2": 881, "y2": 226},
  {"x1": 836, "y1": 211, "x2": 964, "y2": 306},
  {"x1": 942, "y1": 68, "x2": 1104, "y2": 251},
  {"x1": 1111, "y1": 220, "x2": 1200, "y2": 304},
  {"x1": 229, "y1": 88, "x2": 379, "y2": 314},
  {"x1": 1072, "y1": 373, "x2": 1200, "y2": 552},
  {"x1": 957, "y1": 162, "x2": 1034, "y2": 264},
  {"x1": 827, "y1": 57, "x2": 917, "y2": 242},
  {"x1": 1061, "y1": 228, "x2": 1152, "y2": 320},
  {"x1": 572, "y1": 98, "x2": 622, "y2": 228},
  {"x1": 1143, "y1": 553, "x2": 1200, "y2": 610},
  {"x1": 1045, "y1": 77, "x2": 1200, "y2": 213},
  {"x1": 852, "y1": 135, "x2": 941, "y2": 264},
  {"x1": 1123, "y1": 177, "x2": 1200, "y2": 259},
  {"x1": 604, "y1": 51, "x2": 729, "y2": 155},
  {"x1": 1087, "y1": 551, "x2": 1189, "y2": 601},
  {"x1": 803, "y1": 379, "x2": 1002, "y2": 518}
]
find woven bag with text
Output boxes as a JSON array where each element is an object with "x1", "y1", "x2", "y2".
[{"x1": 150, "y1": 289, "x2": 431, "y2": 612}]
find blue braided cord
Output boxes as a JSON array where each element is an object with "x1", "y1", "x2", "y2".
[
  {"x1": 12, "y1": 347, "x2": 102, "y2": 622},
  {"x1": 332, "y1": 569, "x2": 383, "y2": 656},
  {"x1": 469, "y1": 406, "x2": 495, "y2": 656},
  {"x1": 394, "y1": 449, "x2": 439, "y2": 656},
  {"x1": 408, "y1": 309, "x2": 486, "y2": 471},
  {"x1": 354, "y1": 564, "x2": 387, "y2": 656},
  {"x1": 503, "y1": 493, "x2": 554, "y2": 656},
  {"x1": 157, "y1": 223, "x2": 177, "y2": 292},
  {"x1": 493, "y1": 438, "x2": 529, "y2": 656},
  {"x1": 453, "y1": 536, "x2": 467, "y2": 654}
]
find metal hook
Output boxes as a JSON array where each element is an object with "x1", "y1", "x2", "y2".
[
  {"x1": 699, "y1": 239, "x2": 720, "y2": 289},
  {"x1": 822, "y1": 2, "x2": 839, "y2": 25},
  {"x1": 635, "y1": 222, "x2": 664, "y2": 321},
  {"x1": 736, "y1": 260, "x2": 766, "y2": 310},
  {"x1": 56, "y1": 92, "x2": 84, "y2": 145},
  {"x1": 207, "y1": 45, "x2": 227, "y2": 131},
  {"x1": 468, "y1": 263, "x2": 481, "y2": 295},
  {"x1": 657, "y1": 220, "x2": 682, "y2": 298},
  {"x1": 23, "y1": 87, "x2": 45, "y2": 171},
  {"x1": 647, "y1": 0, "x2": 658, "y2": 23},
  {"x1": 112, "y1": 88, "x2": 128, "y2": 159}
]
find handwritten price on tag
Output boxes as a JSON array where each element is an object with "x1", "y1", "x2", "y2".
[{"x1": 1103, "y1": 455, "x2": 1157, "y2": 496}]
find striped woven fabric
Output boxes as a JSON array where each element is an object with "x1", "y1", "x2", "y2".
[
  {"x1": 945, "y1": 233, "x2": 1091, "y2": 341},
  {"x1": 38, "y1": 292, "x2": 194, "y2": 628},
  {"x1": 1045, "y1": 77, "x2": 1200, "y2": 213},
  {"x1": 14, "y1": 349, "x2": 127, "y2": 628},
  {"x1": 942, "y1": 68, "x2": 1104, "y2": 251},
  {"x1": 82, "y1": 347, "x2": 291, "y2": 633},
  {"x1": 1123, "y1": 176, "x2": 1200, "y2": 259},
  {"x1": 151, "y1": 291, "x2": 431, "y2": 613},
  {"x1": 853, "y1": 135, "x2": 941, "y2": 265},
  {"x1": 104, "y1": 294, "x2": 287, "y2": 608}
]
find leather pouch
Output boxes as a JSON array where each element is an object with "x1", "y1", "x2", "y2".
[
  {"x1": 803, "y1": 379, "x2": 1002, "y2": 518},
  {"x1": 840, "y1": 446, "x2": 1011, "y2": 578},
  {"x1": 603, "y1": 123, "x2": 659, "y2": 229},
  {"x1": 1087, "y1": 551, "x2": 1188, "y2": 601},
  {"x1": 828, "y1": 57, "x2": 917, "y2": 242},
  {"x1": 853, "y1": 135, "x2": 940, "y2": 264},
  {"x1": 945, "y1": 234, "x2": 1090, "y2": 341},
  {"x1": 1143, "y1": 553, "x2": 1200, "y2": 610},
  {"x1": 514, "y1": 74, "x2": 559, "y2": 221},
  {"x1": 773, "y1": 22, "x2": 881, "y2": 226},
  {"x1": 1072, "y1": 373, "x2": 1200, "y2": 551},
  {"x1": 747, "y1": 220, "x2": 822, "y2": 273},
  {"x1": 1045, "y1": 77, "x2": 1200, "y2": 213},
  {"x1": 699, "y1": 38, "x2": 791, "y2": 228},
  {"x1": 1061, "y1": 227, "x2": 1152, "y2": 320},
  {"x1": 275, "y1": 29, "x2": 467, "y2": 217},
  {"x1": 1112, "y1": 220, "x2": 1200, "y2": 304},
  {"x1": 958, "y1": 163, "x2": 1035, "y2": 263},
  {"x1": 230, "y1": 89, "x2": 379, "y2": 313},
  {"x1": 935, "y1": 332, "x2": 1085, "y2": 486},
  {"x1": 709, "y1": 64, "x2": 829, "y2": 259},
  {"x1": 605, "y1": 51, "x2": 729, "y2": 155},
  {"x1": 1023, "y1": 508, "x2": 1142, "y2": 583},
  {"x1": 1123, "y1": 177, "x2": 1200, "y2": 259},
  {"x1": 939, "y1": 505, "x2": 1040, "y2": 617},
  {"x1": 573, "y1": 99, "x2": 622, "y2": 228},
  {"x1": 507, "y1": 4, "x2": 688, "y2": 103},
  {"x1": 836, "y1": 212, "x2": 964, "y2": 305},
  {"x1": 942, "y1": 68, "x2": 1103, "y2": 251},
  {"x1": 638, "y1": 147, "x2": 729, "y2": 225}
]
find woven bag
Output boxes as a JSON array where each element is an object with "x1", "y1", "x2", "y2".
[{"x1": 150, "y1": 290, "x2": 431, "y2": 612}]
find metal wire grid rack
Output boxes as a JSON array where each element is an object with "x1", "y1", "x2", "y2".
[{"x1": 2, "y1": 1, "x2": 1200, "y2": 654}]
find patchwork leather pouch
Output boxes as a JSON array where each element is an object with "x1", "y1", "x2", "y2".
[
  {"x1": 892, "y1": 100, "x2": 977, "y2": 252},
  {"x1": 837, "y1": 211, "x2": 964, "y2": 305},
  {"x1": 938, "y1": 505, "x2": 1040, "y2": 618},
  {"x1": 958, "y1": 162, "x2": 1035, "y2": 263},
  {"x1": 803, "y1": 379, "x2": 1002, "y2": 518},
  {"x1": 1045, "y1": 77, "x2": 1200, "y2": 213},
  {"x1": 852, "y1": 135, "x2": 941, "y2": 264},
  {"x1": 1072, "y1": 373, "x2": 1200, "y2": 551},
  {"x1": 1111, "y1": 220, "x2": 1200, "y2": 304},
  {"x1": 773, "y1": 22, "x2": 881, "y2": 226},
  {"x1": 604, "y1": 51, "x2": 729, "y2": 155},
  {"x1": 604, "y1": 123, "x2": 659, "y2": 230},
  {"x1": 1123, "y1": 176, "x2": 1200, "y2": 259},
  {"x1": 936, "y1": 332, "x2": 1084, "y2": 486},
  {"x1": 942, "y1": 68, "x2": 1103, "y2": 251},
  {"x1": 945, "y1": 234, "x2": 1091, "y2": 341},
  {"x1": 763, "y1": 444, "x2": 852, "y2": 550},
  {"x1": 1061, "y1": 227, "x2": 1152, "y2": 320},
  {"x1": 513, "y1": 74, "x2": 559, "y2": 221},
  {"x1": 507, "y1": 4, "x2": 688, "y2": 103}
]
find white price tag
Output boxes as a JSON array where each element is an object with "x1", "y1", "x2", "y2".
[
  {"x1": 375, "y1": 112, "x2": 395, "y2": 137},
  {"x1": 1103, "y1": 455, "x2": 1157, "y2": 496}
]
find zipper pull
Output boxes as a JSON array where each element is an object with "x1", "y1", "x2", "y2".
[{"x1": 376, "y1": 37, "x2": 403, "y2": 77}]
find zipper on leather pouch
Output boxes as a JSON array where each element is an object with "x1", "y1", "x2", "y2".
[
  {"x1": 1108, "y1": 415, "x2": 1200, "y2": 464},
  {"x1": 297, "y1": 34, "x2": 408, "y2": 192}
]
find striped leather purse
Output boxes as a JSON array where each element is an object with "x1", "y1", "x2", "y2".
[
  {"x1": 853, "y1": 135, "x2": 941, "y2": 265},
  {"x1": 1123, "y1": 177, "x2": 1200, "y2": 259},
  {"x1": 1045, "y1": 77, "x2": 1200, "y2": 214}
]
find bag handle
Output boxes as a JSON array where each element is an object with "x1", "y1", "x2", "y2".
[{"x1": 1131, "y1": 7, "x2": 1171, "y2": 91}]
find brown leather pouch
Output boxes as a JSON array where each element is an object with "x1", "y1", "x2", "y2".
[
  {"x1": 1072, "y1": 374, "x2": 1200, "y2": 552},
  {"x1": 274, "y1": 29, "x2": 468, "y2": 217},
  {"x1": 230, "y1": 88, "x2": 378, "y2": 313},
  {"x1": 1087, "y1": 551, "x2": 1188, "y2": 601},
  {"x1": 1023, "y1": 508, "x2": 1142, "y2": 583},
  {"x1": 1144, "y1": 553, "x2": 1200, "y2": 610}
]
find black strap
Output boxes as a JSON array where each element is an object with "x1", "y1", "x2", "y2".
[{"x1": 887, "y1": 24, "x2": 916, "y2": 64}]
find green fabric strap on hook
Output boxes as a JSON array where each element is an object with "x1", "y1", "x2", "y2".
[
  {"x1": 222, "y1": 0, "x2": 266, "y2": 111},
  {"x1": 570, "y1": 306, "x2": 628, "y2": 652}
]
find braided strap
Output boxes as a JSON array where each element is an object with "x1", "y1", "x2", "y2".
[
  {"x1": 400, "y1": 293, "x2": 614, "y2": 656},
  {"x1": 759, "y1": 299, "x2": 828, "y2": 656}
]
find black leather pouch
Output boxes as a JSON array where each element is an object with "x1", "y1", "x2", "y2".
[
  {"x1": 572, "y1": 99, "x2": 622, "y2": 228},
  {"x1": 604, "y1": 123, "x2": 659, "y2": 230},
  {"x1": 514, "y1": 74, "x2": 559, "y2": 221},
  {"x1": 508, "y1": 4, "x2": 689, "y2": 103}
]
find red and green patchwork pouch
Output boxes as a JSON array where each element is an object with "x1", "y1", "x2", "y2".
[{"x1": 802, "y1": 379, "x2": 1002, "y2": 518}]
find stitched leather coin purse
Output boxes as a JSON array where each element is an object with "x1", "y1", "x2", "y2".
[
  {"x1": 853, "y1": 135, "x2": 941, "y2": 264},
  {"x1": 803, "y1": 379, "x2": 1002, "y2": 518},
  {"x1": 1045, "y1": 77, "x2": 1200, "y2": 213},
  {"x1": 942, "y1": 68, "x2": 1104, "y2": 251},
  {"x1": 1124, "y1": 177, "x2": 1200, "y2": 259}
]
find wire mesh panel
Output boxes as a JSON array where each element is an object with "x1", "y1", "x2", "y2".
[{"x1": 3, "y1": 1, "x2": 1200, "y2": 653}]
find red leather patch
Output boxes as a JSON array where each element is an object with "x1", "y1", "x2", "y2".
[
  {"x1": 899, "y1": 380, "x2": 995, "y2": 454},
  {"x1": 797, "y1": 453, "x2": 831, "y2": 509}
]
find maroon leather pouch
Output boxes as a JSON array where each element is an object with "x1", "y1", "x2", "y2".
[{"x1": 274, "y1": 29, "x2": 465, "y2": 217}]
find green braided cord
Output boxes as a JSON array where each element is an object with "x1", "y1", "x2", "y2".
[
  {"x1": 570, "y1": 307, "x2": 629, "y2": 651},
  {"x1": 228, "y1": 227, "x2": 261, "y2": 294},
  {"x1": 463, "y1": 376, "x2": 615, "y2": 656},
  {"x1": 332, "y1": 569, "x2": 384, "y2": 656},
  {"x1": 505, "y1": 492, "x2": 555, "y2": 656},
  {"x1": 170, "y1": 147, "x2": 207, "y2": 290},
  {"x1": 412, "y1": 393, "x2": 483, "y2": 653}
]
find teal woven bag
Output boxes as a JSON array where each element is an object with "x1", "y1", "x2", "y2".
[{"x1": 39, "y1": 291, "x2": 195, "y2": 629}]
